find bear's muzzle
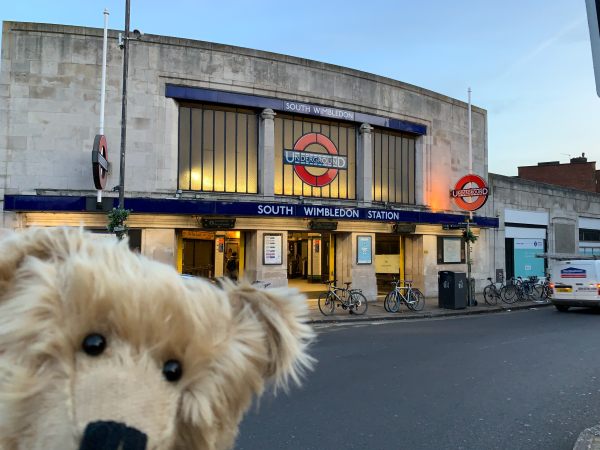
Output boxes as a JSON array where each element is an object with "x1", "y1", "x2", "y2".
[{"x1": 79, "y1": 421, "x2": 147, "y2": 450}]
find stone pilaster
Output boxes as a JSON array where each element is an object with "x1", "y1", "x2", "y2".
[
  {"x1": 357, "y1": 123, "x2": 373, "y2": 205},
  {"x1": 259, "y1": 108, "x2": 276, "y2": 198},
  {"x1": 243, "y1": 230, "x2": 288, "y2": 288},
  {"x1": 335, "y1": 232, "x2": 377, "y2": 301}
]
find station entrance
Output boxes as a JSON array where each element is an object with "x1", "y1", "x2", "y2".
[
  {"x1": 287, "y1": 231, "x2": 334, "y2": 296},
  {"x1": 374, "y1": 233, "x2": 422, "y2": 294},
  {"x1": 181, "y1": 230, "x2": 242, "y2": 280}
]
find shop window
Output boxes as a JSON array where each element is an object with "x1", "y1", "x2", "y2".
[
  {"x1": 437, "y1": 236, "x2": 465, "y2": 264},
  {"x1": 372, "y1": 129, "x2": 416, "y2": 205},
  {"x1": 178, "y1": 104, "x2": 258, "y2": 193},
  {"x1": 579, "y1": 246, "x2": 600, "y2": 255},
  {"x1": 579, "y1": 228, "x2": 600, "y2": 241},
  {"x1": 274, "y1": 114, "x2": 356, "y2": 199}
]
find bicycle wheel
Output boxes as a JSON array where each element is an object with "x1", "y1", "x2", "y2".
[
  {"x1": 318, "y1": 292, "x2": 335, "y2": 316},
  {"x1": 531, "y1": 284, "x2": 544, "y2": 301},
  {"x1": 483, "y1": 285, "x2": 498, "y2": 306},
  {"x1": 500, "y1": 284, "x2": 517, "y2": 304},
  {"x1": 407, "y1": 289, "x2": 425, "y2": 311},
  {"x1": 384, "y1": 291, "x2": 391, "y2": 312},
  {"x1": 385, "y1": 291, "x2": 400, "y2": 313},
  {"x1": 543, "y1": 285, "x2": 551, "y2": 300},
  {"x1": 350, "y1": 291, "x2": 368, "y2": 315}
]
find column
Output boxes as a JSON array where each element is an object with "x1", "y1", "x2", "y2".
[
  {"x1": 244, "y1": 230, "x2": 288, "y2": 288},
  {"x1": 259, "y1": 108, "x2": 276, "y2": 199},
  {"x1": 142, "y1": 229, "x2": 176, "y2": 267},
  {"x1": 357, "y1": 123, "x2": 373, "y2": 205},
  {"x1": 335, "y1": 232, "x2": 377, "y2": 300}
]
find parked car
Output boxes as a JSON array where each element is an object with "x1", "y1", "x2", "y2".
[{"x1": 550, "y1": 259, "x2": 600, "y2": 311}]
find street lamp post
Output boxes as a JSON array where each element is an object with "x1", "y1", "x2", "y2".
[{"x1": 118, "y1": 0, "x2": 130, "y2": 210}]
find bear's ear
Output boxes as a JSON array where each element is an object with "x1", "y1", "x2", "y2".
[
  {"x1": 0, "y1": 227, "x2": 88, "y2": 283},
  {"x1": 226, "y1": 283, "x2": 315, "y2": 389}
]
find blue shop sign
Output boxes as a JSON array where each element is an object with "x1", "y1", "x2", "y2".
[{"x1": 3, "y1": 195, "x2": 499, "y2": 228}]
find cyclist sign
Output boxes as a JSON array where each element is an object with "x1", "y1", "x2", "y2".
[{"x1": 451, "y1": 174, "x2": 489, "y2": 211}]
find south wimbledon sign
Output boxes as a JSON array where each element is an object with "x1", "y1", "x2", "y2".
[
  {"x1": 3, "y1": 195, "x2": 500, "y2": 228},
  {"x1": 451, "y1": 174, "x2": 489, "y2": 211}
]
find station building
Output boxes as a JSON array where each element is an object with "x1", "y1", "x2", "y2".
[{"x1": 0, "y1": 21, "x2": 500, "y2": 299}]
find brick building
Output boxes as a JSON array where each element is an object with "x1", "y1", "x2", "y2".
[{"x1": 517, "y1": 154, "x2": 600, "y2": 193}]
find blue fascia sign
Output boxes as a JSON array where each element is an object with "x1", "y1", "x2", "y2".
[
  {"x1": 283, "y1": 101, "x2": 355, "y2": 121},
  {"x1": 3, "y1": 195, "x2": 499, "y2": 228},
  {"x1": 165, "y1": 85, "x2": 428, "y2": 135}
]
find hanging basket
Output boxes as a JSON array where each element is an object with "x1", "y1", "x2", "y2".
[
  {"x1": 107, "y1": 207, "x2": 132, "y2": 240},
  {"x1": 462, "y1": 229, "x2": 478, "y2": 244}
]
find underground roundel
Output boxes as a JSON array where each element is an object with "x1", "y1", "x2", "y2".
[
  {"x1": 451, "y1": 174, "x2": 489, "y2": 211},
  {"x1": 283, "y1": 133, "x2": 347, "y2": 187},
  {"x1": 92, "y1": 134, "x2": 109, "y2": 190}
]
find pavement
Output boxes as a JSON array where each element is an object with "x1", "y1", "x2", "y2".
[
  {"x1": 305, "y1": 292, "x2": 553, "y2": 324},
  {"x1": 306, "y1": 293, "x2": 600, "y2": 450}
]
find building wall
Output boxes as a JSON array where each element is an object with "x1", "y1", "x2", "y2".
[
  {"x1": 489, "y1": 173, "x2": 600, "y2": 279},
  {"x1": 518, "y1": 160, "x2": 599, "y2": 193},
  {"x1": 0, "y1": 21, "x2": 495, "y2": 298},
  {"x1": 0, "y1": 21, "x2": 488, "y2": 213}
]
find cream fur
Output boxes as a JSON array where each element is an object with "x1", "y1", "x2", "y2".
[{"x1": 0, "y1": 227, "x2": 315, "y2": 450}]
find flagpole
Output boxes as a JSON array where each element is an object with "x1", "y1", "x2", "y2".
[
  {"x1": 97, "y1": 9, "x2": 109, "y2": 204},
  {"x1": 467, "y1": 87, "x2": 474, "y2": 305}
]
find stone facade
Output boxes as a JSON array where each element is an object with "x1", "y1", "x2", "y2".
[
  {"x1": 0, "y1": 21, "x2": 488, "y2": 208},
  {"x1": 1, "y1": 21, "x2": 495, "y2": 299}
]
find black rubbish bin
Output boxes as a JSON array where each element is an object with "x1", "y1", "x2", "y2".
[{"x1": 438, "y1": 271, "x2": 467, "y2": 309}]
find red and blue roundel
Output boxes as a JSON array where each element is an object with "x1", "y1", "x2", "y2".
[
  {"x1": 451, "y1": 174, "x2": 489, "y2": 211},
  {"x1": 288, "y1": 133, "x2": 342, "y2": 188}
]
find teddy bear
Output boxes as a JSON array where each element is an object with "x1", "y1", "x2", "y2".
[{"x1": 0, "y1": 227, "x2": 314, "y2": 450}]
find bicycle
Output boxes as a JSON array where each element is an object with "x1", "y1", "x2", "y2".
[
  {"x1": 318, "y1": 280, "x2": 368, "y2": 316},
  {"x1": 503, "y1": 276, "x2": 541, "y2": 303},
  {"x1": 384, "y1": 279, "x2": 425, "y2": 313},
  {"x1": 483, "y1": 277, "x2": 517, "y2": 305},
  {"x1": 534, "y1": 276, "x2": 551, "y2": 303},
  {"x1": 500, "y1": 277, "x2": 522, "y2": 304},
  {"x1": 483, "y1": 278, "x2": 502, "y2": 306}
]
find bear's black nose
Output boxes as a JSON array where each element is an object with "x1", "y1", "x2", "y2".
[{"x1": 79, "y1": 421, "x2": 147, "y2": 450}]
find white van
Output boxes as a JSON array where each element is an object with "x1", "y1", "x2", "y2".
[{"x1": 550, "y1": 259, "x2": 600, "y2": 312}]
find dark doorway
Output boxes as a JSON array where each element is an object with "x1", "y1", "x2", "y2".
[
  {"x1": 505, "y1": 238, "x2": 514, "y2": 280},
  {"x1": 183, "y1": 239, "x2": 215, "y2": 278}
]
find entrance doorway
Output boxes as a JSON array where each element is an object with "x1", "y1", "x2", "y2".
[
  {"x1": 182, "y1": 233, "x2": 215, "y2": 278},
  {"x1": 287, "y1": 232, "x2": 334, "y2": 296},
  {"x1": 375, "y1": 234, "x2": 400, "y2": 293},
  {"x1": 181, "y1": 230, "x2": 242, "y2": 280},
  {"x1": 375, "y1": 233, "x2": 423, "y2": 294}
]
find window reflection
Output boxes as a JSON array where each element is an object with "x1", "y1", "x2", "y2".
[
  {"x1": 372, "y1": 128, "x2": 417, "y2": 205},
  {"x1": 274, "y1": 114, "x2": 356, "y2": 200},
  {"x1": 178, "y1": 105, "x2": 258, "y2": 194}
]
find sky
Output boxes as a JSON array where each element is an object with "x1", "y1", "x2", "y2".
[{"x1": 2, "y1": 0, "x2": 599, "y2": 176}]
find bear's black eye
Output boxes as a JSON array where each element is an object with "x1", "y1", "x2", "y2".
[
  {"x1": 82, "y1": 333, "x2": 106, "y2": 356},
  {"x1": 163, "y1": 360, "x2": 183, "y2": 382}
]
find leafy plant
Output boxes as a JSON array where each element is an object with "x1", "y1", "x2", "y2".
[
  {"x1": 462, "y1": 228, "x2": 478, "y2": 244},
  {"x1": 107, "y1": 207, "x2": 132, "y2": 240}
]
